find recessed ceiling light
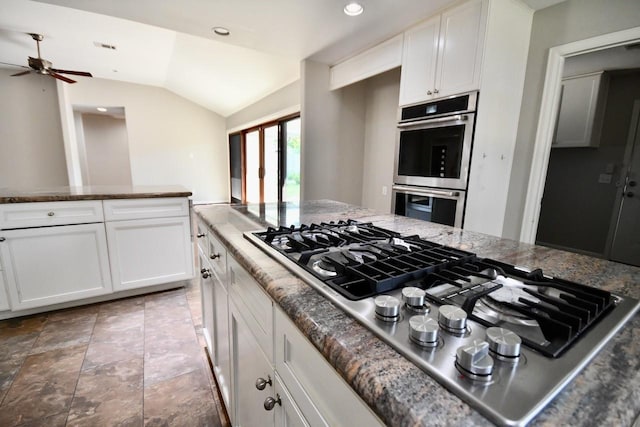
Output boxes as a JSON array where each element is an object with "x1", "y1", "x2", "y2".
[
  {"x1": 96, "y1": 107, "x2": 107, "y2": 112},
  {"x1": 212, "y1": 26, "x2": 230, "y2": 36},
  {"x1": 344, "y1": 2, "x2": 364, "y2": 16}
]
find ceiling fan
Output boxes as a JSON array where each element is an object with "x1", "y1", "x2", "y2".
[{"x1": 1, "y1": 33, "x2": 93, "y2": 84}]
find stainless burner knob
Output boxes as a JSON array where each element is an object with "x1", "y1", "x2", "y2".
[
  {"x1": 409, "y1": 315, "x2": 439, "y2": 347},
  {"x1": 374, "y1": 295, "x2": 400, "y2": 320},
  {"x1": 402, "y1": 287, "x2": 426, "y2": 307},
  {"x1": 456, "y1": 340, "x2": 494, "y2": 379},
  {"x1": 486, "y1": 327, "x2": 522, "y2": 359},
  {"x1": 438, "y1": 305, "x2": 467, "y2": 332}
]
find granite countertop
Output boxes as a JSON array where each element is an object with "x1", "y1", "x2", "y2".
[
  {"x1": 194, "y1": 200, "x2": 640, "y2": 427},
  {"x1": 0, "y1": 185, "x2": 192, "y2": 203}
]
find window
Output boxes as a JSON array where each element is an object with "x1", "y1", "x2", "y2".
[{"x1": 229, "y1": 114, "x2": 300, "y2": 204}]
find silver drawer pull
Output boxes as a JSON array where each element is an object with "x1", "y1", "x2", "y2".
[
  {"x1": 0, "y1": 237, "x2": 5, "y2": 242},
  {"x1": 255, "y1": 375, "x2": 272, "y2": 390},
  {"x1": 210, "y1": 253, "x2": 220, "y2": 260},
  {"x1": 263, "y1": 395, "x2": 281, "y2": 411},
  {"x1": 47, "y1": 211, "x2": 55, "y2": 217},
  {"x1": 197, "y1": 233, "x2": 205, "y2": 238}
]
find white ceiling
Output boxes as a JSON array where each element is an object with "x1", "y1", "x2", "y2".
[{"x1": 1, "y1": 0, "x2": 565, "y2": 117}]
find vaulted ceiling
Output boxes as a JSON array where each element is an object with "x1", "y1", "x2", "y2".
[{"x1": 1, "y1": 0, "x2": 564, "y2": 117}]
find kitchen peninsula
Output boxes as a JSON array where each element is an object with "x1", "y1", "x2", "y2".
[
  {"x1": 0, "y1": 185, "x2": 194, "y2": 319},
  {"x1": 194, "y1": 200, "x2": 640, "y2": 427}
]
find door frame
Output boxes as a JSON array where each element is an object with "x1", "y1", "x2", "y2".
[{"x1": 520, "y1": 26, "x2": 640, "y2": 244}]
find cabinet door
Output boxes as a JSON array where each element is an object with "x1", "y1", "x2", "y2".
[
  {"x1": 199, "y1": 253, "x2": 215, "y2": 356},
  {"x1": 553, "y1": 72, "x2": 606, "y2": 148},
  {"x1": 0, "y1": 223, "x2": 112, "y2": 310},
  {"x1": 213, "y1": 271, "x2": 231, "y2": 411},
  {"x1": 435, "y1": 0, "x2": 485, "y2": 97},
  {"x1": 229, "y1": 297, "x2": 275, "y2": 427},
  {"x1": 106, "y1": 216, "x2": 194, "y2": 291},
  {"x1": 0, "y1": 271, "x2": 11, "y2": 311},
  {"x1": 399, "y1": 15, "x2": 440, "y2": 106},
  {"x1": 274, "y1": 374, "x2": 309, "y2": 427}
]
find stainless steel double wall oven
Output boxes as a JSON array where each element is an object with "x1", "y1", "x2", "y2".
[{"x1": 393, "y1": 92, "x2": 478, "y2": 228}]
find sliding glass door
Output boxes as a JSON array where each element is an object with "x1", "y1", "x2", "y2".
[{"x1": 228, "y1": 114, "x2": 300, "y2": 204}]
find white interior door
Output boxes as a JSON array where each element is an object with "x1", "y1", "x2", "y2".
[{"x1": 610, "y1": 100, "x2": 640, "y2": 266}]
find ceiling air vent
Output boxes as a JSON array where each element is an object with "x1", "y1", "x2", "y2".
[{"x1": 93, "y1": 41, "x2": 117, "y2": 50}]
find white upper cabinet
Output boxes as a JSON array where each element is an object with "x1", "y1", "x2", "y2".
[
  {"x1": 553, "y1": 72, "x2": 609, "y2": 148},
  {"x1": 399, "y1": 0, "x2": 487, "y2": 106}
]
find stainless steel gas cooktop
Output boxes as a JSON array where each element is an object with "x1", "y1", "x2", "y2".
[{"x1": 244, "y1": 220, "x2": 639, "y2": 426}]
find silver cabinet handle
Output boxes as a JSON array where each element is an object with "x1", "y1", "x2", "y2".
[
  {"x1": 47, "y1": 211, "x2": 55, "y2": 217},
  {"x1": 197, "y1": 233, "x2": 205, "y2": 238},
  {"x1": 0, "y1": 237, "x2": 5, "y2": 242},
  {"x1": 263, "y1": 395, "x2": 281, "y2": 411},
  {"x1": 434, "y1": 89, "x2": 439, "y2": 94},
  {"x1": 200, "y1": 268, "x2": 211, "y2": 279},
  {"x1": 210, "y1": 253, "x2": 220, "y2": 260},
  {"x1": 427, "y1": 90, "x2": 433, "y2": 95},
  {"x1": 255, "y1": 375, "x2": 272, "y2": 391}
]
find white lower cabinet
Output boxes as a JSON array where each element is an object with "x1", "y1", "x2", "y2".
[
  {"x1": 229, "y1": 294, "x2": 275, "y2": 427},
  {"x1": 105, "y1": 216, "x2": 193, "y2": 291},
  {"x1": 214, "y1": 248, "x2": 383, "y2": 427},
  {"x1": 274, "y1": 307, "x2": 384, "y2": 427},
  {"x1": 0, "y1": 223, "x2": 112, "y2": 310}
]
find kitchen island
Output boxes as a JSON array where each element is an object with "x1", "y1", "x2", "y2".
[
  {"x1": 0, "y1": 185, "x2": 194, "y2": 318},
  {"x1": 194, "y1": 200, "x2": 640, "y2": 427}
]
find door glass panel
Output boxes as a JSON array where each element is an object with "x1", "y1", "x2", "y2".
[
  {"x1": 245, "y1": 130, "x2": 260, "y2": 204},
  {"x1": 264, "y1": 125, "x2": 279, "y2": 203},
  {"x1": 229, "y1": 133, "x2": 242, "y2": 202},
  {"x1": 284, "y1": 118, "x2": 301, "y2": 202},
  {"x1": 397, "y1": 125, "x2": 465, "y2": 178}
]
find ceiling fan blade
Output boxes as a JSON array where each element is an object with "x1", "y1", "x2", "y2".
[
  {"x1": 0, "y1": 61, "x2": 30, "y2": 69},
  {"x1": 50, "y1": 68, "x2": 93, "y2": 77},
  {"x1": 49, "y1": 71, "x2": 76, "y2": 84},
  {"x1": 10, "y1": 71, "x2": 32, "y2": 77}
]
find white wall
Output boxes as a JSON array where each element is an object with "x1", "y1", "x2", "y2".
[
  {"x1": 82, "y1": 113, "x2": 132, "y2": 186},
  {"x1": 226, "y1": 80, "x2": 300, "y2": 132},
  {"x1": 0, "y1": 70, "x2": 69, "y2": 188},
  {"x1": 66, "y1": 78, "x2": 228, "y2": 203},
  {"x1": 504, "y1": 0, "x2": 640, "y2": 240},
  {"x1": 361, "y1": 68, "x2": 401, "y2": 213},
  {"x1": 300, "y1": 60, "x2": 366, "y2": 204}
]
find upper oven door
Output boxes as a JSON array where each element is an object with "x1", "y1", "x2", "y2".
[{"x1": 394, "y1": 113, "x2": 475, "y2": 190}]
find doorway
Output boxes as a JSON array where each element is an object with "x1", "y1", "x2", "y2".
[
  {"x1": 72, "y1": 106, "x2": 132, "y2": 187},
  {"x1": 609, "y1": 99, "x2": 640, "y2": 265},
  {"x1": 521, "y1": 27, "x2": 640, "y2": 267},
  {"x1": 229, "y1": 114, "x2": 300, "y2": 204}
]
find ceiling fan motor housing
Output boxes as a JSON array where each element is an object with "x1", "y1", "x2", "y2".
[{"x1": 28, "y1": 56, "x2": 52, "y2": 74}]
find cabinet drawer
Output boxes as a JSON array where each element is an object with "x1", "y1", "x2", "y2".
[
  {"x1": 275, "y1": 307, "x2": 384, "y2": 427},
  {"x1": 0, "y1": 201, "x2": 103, "y2": 229},
  {"x1": 195, "y1": 218, "x2": 209, "y2": 254},
  {"x1": 207, "y1": 233, "x2": 227, "y2": 285},
  {"x1": 103, "y1": 198, "x2": 189, "y2": 221},
  {"x1": 228, "y1": 254, "x2": 273, "y2": 362}
]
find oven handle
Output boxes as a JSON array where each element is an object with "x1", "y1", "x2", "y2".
[
  {"x1": 392, "y1": 185, "x2": 460, "y2": 198},
  {"x1": 397, "y1": 114, "x2": 468, "y2": 128}
]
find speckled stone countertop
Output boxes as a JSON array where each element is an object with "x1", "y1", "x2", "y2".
[
  {"x1": 193, "y1": 200, "x2": 640, "y2": 427},
  {"x1": 0, "y1": 185, "x2": 192, "y2": 203}
]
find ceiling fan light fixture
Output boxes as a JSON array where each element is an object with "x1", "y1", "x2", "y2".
[
  {"x1": 212, "y1": 26, "x2": 230, "y2": 36},
  {"x1": 344, "y1": 2, "x2": 364, "y2": 16},
  {"x1": 96, "y1": 107, "x2": 108, "y2": 112}
]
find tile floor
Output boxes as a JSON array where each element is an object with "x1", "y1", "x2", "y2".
[{"x1": 0, "y1": 280, "x2": 230, "y2": 427}]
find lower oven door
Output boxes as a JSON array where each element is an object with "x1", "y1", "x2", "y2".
[{"x1": 392, "y1": 185, "x2": 466, "y2": 228}]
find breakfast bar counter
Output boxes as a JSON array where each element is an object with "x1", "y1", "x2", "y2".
[{"x1": 194, "y1": 200, "x2": 640, "y2": 427}]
